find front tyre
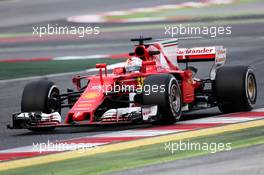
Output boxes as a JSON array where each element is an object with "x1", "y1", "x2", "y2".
[
  {"x1": 21, "y1": 80, "x2": 61, "y2": 131},
  {"x1": 215, "y1": 66, "x2": 257, "y2": 113},
  {"x1": 143, "y1": 74, "x2": 182, "y2": 124}
]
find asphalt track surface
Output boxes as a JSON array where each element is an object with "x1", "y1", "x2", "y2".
[{"x1": 0, "y1": 0, "x2": 264, "y2": 174}]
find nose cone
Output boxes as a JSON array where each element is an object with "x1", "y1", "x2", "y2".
[{"x1": 73, "y1": 112, "x2": 86, "y2": 121}]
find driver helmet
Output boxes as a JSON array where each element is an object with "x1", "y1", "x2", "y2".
[{"x1": 125, "y1": 57, "x2": 142, "y2": 72}]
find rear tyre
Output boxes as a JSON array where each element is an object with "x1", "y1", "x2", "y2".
[
  {"x1": 21, "y1": 80, "x2": 61, "y2": 131},
  {"x1": 215, "y1": 66, "x2": 257, "y2": 113},
  {"x1": 142, "y1": 74, "x2": 182, "y2": 124}
]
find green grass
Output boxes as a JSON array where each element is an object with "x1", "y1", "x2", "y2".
[
  {"x1": 1, "y1": 126, "x2": 264, "y2": 175},
  {"x1": 0, "y1": 58, "x2": 124, "y2": 80}
]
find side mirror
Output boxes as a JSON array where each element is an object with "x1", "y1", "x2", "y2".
[
  {"x1": 96, "y1": 63, "x2": 107, "y2": 69},
  {"x1": 96, "y1": 63, "x2": 107, "y2": 84},
  {"x1": 72, "y1": 76, "x2": 81, "y2": 91}
]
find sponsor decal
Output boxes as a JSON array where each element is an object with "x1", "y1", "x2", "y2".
[
  {"x1": 215, "y1": 47, "x2": 226, "y2": 63},
  {"x1": 217, "y1": 49, "x2": 226, "y2": 55},
  {"x1": 216, "y1": 57, "x2": 226, "y2": 63},
  {"x1": 72, "y1": 108, "x2": 90, "y2": 111},
  {"x1": 162, "y1": 39, "x2": 179, "y2": 47},
  {"x1": 137, "y1": 77, "x2": 144, "y2": 87},
  {"x1": 77, "y1": 103, "x2": 92, "y2": 107},
  {"x1": 83, "y1": 92, "x2": 100, "y2": 99},
  {"x1": 178, "y1": 47, "x2": 215, "y2": 55}
]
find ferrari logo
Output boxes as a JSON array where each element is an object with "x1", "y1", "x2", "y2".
[{"x1": 137, "y1": 77, "x2": 144, "y2": 87}]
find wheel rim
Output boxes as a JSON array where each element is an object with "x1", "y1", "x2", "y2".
[
  {"x1": 169, "y1": 84, "x2": 181, "y2": 115},
  {"x1": 246, "y1": 74, "x2": 256, "y2": 102},
  {"x1": 48, "y1": 86, "x2": 60, "y2": 113}
]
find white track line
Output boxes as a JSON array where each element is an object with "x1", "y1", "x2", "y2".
[{"x1": 92, "y1": 130, "x2": 183, "y2": 138}]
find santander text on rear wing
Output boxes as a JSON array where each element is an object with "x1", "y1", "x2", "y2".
[{"x1": 177, "y1": 46, "x2": 226, "y2": 64}]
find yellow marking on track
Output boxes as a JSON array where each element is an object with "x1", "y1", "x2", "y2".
[{"x1": 1, "y1": 119, "x2": 264, "y2": 171}]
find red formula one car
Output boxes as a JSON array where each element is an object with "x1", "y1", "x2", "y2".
[{"x1": 7, "y1": 37, "x2": 257, "y2": 131}]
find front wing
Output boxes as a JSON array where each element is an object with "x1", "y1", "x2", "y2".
[{"x1": 7, "y1": 106, "x2": 158, "y2": 129}]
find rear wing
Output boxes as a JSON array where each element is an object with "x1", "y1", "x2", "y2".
[
  {"x1": 177, "y1": 46, "x2": 226, "y2": 80},
  {"x1": 146, "y1": 38, "x2": 226, "y2": 80},
  {"x1": 177, "y1": 46, "x2": 226, "y2": 63}
]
